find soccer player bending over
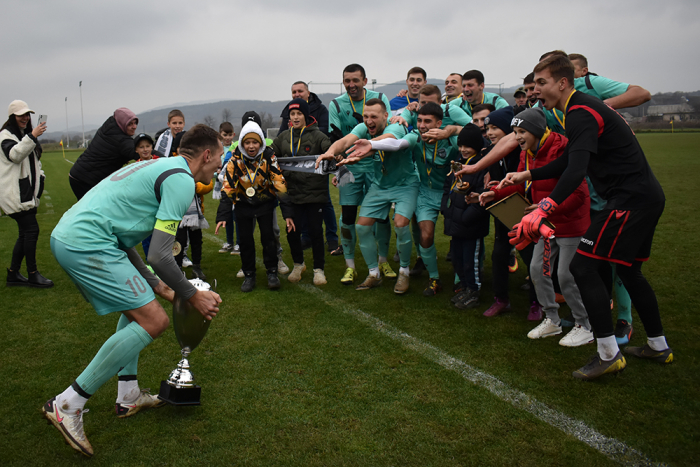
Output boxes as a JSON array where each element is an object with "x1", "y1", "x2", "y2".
[
  {"x1": 43, "y1": 125, "x2": 223, "y2": 456},
  {"x1": 500, "y1": 55, "x2": 671, "y2": 380}
]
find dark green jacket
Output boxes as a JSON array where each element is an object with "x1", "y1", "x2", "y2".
[{"x1": 272, "y1": 122, "x2": 331, "y2": 208}]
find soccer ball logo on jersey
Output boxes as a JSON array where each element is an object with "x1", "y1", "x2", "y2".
[{"x1": 437, "y1": 148, "x2": 447, "y2": 159}]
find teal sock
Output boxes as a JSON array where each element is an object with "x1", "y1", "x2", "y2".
[
  {"x1": 374, "y1": 220, "x2": 391, "y2": 259},
  {"x1": 75, "y1": 321, "x2": 153, "y2": 395},
  {"x1": 613, "y1": 267, "x2": 633, "y2": 323},
  {"x1": 419, "y1": 243, "x2": 439, "y2": 279},
  {"x1": 340, "y1": 222, "x2": 356, "y2": 260},
  {"x1": 411, "y1": 220, "x2": 421, "y2": 258},
  {"x1": 395, "y1": 226, "x2": 413, "y2": 268},
  {"x1": 356, "y1": 224, "x2": 378, "y2": 270},
  {"x1": 116, "y1": 314, "x2": 139, "y2": 377}
]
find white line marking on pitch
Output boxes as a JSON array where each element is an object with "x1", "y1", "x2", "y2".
[
  {"x1": 201, "y1": 228, "x2": 663, "y2": 466},
  {"x1": 299, "y1": 285, "x2": 664, "y2": 467}
]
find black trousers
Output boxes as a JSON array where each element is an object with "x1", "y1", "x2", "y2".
[
  {"x1": 69, "y1": 176, "x2": 94, "y2": 200},
  {"x1": 174, "y1": 228, "x2": 203, "y2": 267},
  {"x1": 238, "y1": 210, "x2": 278, "y2": 274},
  {"x1": 286, "y1": 203, "x2": 325, "y2": 270},
  {"x1": 9, "y1": 207, "x2": 39, "y2": 272}
]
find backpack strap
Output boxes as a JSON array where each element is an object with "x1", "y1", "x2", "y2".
[{"x1": 154, "y1": 168, "x2": 192, "y2": 203}]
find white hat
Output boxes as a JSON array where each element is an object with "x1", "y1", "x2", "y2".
[{"x1": 8, "y1": 100, "x2": 34, "y2": 117}]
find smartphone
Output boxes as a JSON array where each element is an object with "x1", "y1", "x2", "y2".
[{"x1": 38, "y1": 115, "x2": 47, "y2": 125}]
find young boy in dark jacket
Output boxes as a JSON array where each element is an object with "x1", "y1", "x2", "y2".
[
  {"x1": 215, "y1": 122, "x2": 287, "y2": 292},
  {"x1": 272, "y1": 98, "x2": 332, "y2": 285},
  {"x1": 442, "y1": 124, "x2": 489, "y2": 309}
]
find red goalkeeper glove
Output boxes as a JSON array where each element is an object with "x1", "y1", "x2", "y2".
[{"x1": 509, "y1": 197, "x2": 557, "y2": 250}]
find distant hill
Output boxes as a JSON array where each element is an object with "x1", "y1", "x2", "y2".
[{"x1": 41, "y1": 82, "x2": 700, "y2": 144}]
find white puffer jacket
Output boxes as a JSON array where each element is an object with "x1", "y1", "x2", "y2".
[{"x1": 0, "y1": 129, "x2": 44, "y2": 214}]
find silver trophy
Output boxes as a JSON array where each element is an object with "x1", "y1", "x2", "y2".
[{"x1": 158, "y1": 279, "x2": 213, "y2": 405}]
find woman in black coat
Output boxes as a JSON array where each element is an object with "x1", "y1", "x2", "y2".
[{"x1": 68, "y1": 108, "x2": 138, "y2": 199}]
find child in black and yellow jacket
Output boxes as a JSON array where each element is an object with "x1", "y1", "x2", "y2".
[{"x1": 216, "y1": 121, "x2": 287, "y2": 292}]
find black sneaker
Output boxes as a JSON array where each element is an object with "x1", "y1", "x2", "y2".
[
  {"x1": 241, "y1": 274, "x2": 256, "y2": 293},
  {"x1": 624, "y1": 344, "x2": 673, "y2": 364},
  {"x1": 330, "y1": 245, "x2": 344, "y2": 256},
  {"x1": 409, "y1": 257, "x2": 426, "y2": 277},
  {"x1": 191, "y1": 264, "x2": 207, "y2": 281},
  {"x1": 614, "y1": 319, "x2": 633, "y2": 346},
  {"x1": 423, "y1": 278, "x2": 442, "y2": 297},
  {"x1": 455, "y1": 289, "x2": 480, "y2": 310},
  {"x1": 326, "y1": 240, "x2": 339, "y2": 253},
  {"x1": 451, "y1": 289, "x2": 469, "y2": 304},
  {"x1": 572, "y1": 352, "x2": 627, "y2": 380},
  {"x1": 267, "y1": 272, "x2": 281, "y2": 290}
]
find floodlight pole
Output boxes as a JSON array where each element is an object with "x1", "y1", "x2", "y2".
[
  {"x1": 79, "y1": 81, "x2": 85, "y2": 148},
  {"x1": 64, "y1": 97, "x2": 69, "y2": 149}
]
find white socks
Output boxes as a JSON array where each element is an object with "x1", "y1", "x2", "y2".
[
  {"x1": 597, "y1": 336, "x2": 620, "y2": 361},
  {"x1": 369, "y1": 267, "x2": 380, "y2": 278},
  {"x1": 378, "y1": 256, "x2": 387, "y2": 264},
  {"x1": 116, "y1": 379, "x2": 140, "y2": 404},
  {"x1": 399, "y1": 267, "x2": 410, "y2": 276},
  {"x1": 57, "y1": 386, "x2": 89, "y2": 412},
  {"x1": 346, "y1": 259, "x2": 355, "y2": 269},
  {"x1": 648, "y1": 336, "x2": 669, "y2": 351}
]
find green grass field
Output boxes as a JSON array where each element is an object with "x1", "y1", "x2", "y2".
[{"x1": 2, "y1": 134, "x2": 699, "y2": 466}]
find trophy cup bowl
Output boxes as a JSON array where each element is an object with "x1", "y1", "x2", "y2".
[{"x1": 158, "y1": 279, "x2": 212, "y2": 405}]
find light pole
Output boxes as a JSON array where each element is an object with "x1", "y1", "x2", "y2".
[
  {"x1": 64, "y1": 97, "x2": 69, "y2": 149},
  {"x1": 79, "y1": 81, "x2": 85, "y2": 148}
]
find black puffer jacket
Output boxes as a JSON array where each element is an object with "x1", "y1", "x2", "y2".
[
  {"x1": 441, "y1": 153, "x2": 490, "y2": 240},
  {"x1": 278, "y1": 92, "x2": 330, "y2": 136},
  {"x1": 69, "y1": 116, "x2": 136, "y2": 188},
  {"x1": 271, "y1": 122, "x2": 331, "y2": 214}
]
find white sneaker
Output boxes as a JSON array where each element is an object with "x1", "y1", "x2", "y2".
[
  {"x1": 182, "y1": 256, "x2": 193, "y2": 268},
  {"x1": 288, "y1": 263, "x2": 306, "y2": 283},
  {"x1": 313, "y1": 268, "x2": 327, "y2": 285},
  {"x1": 231, "y1": 244, "x2": 241, "y2": 255},
  {"x1": 559, "y1": 324, "x2": 595, "y2": 347},
  {"x1": 43, "y1": 398, "x2": 93, "y2": 457},
  {"x1": 527, "y1": 317, "x2": 563, "y2": 339},
  {"x1": 278, "y1": 256, "x2": 290, "y2": 274},
  {"x1": 218, "y1": 243, "x2": 232, "y2": 254},
  {"x1": 115, "y1": 389, "x2": 165, "y2": 418},
  {"x1": 236, "y1": 268, "x2": 245, "y2": 278}
]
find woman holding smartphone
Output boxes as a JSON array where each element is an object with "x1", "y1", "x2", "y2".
[{"x1": 0, "y1": 100, "x2": 53, "y2": 287}]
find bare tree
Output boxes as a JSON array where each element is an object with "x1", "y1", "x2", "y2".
[
  {"x1": 221, "y1": 108, "x2": 232, "y2": 123},
  {"x1": 203, "y1": 115, "x2": 216, "y2": 128}
]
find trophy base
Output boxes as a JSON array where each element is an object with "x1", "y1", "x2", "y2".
[{"x1": 158, "y1": 380, "x2": 202, "y2": 406}]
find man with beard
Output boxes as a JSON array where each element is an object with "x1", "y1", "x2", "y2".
[{"x1": 328, "y1": 64, "x2": 394, "y2": 285}]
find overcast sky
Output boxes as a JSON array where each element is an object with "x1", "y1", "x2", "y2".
[{"x1": 2, "y1": 0, "x2": 698, "y2": 130}]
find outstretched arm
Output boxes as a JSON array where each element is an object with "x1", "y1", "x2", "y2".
[
  {"x1": 456, "y1": 133, "x2": 519, "y2": 176},
  {"x1": 604, "y1": 85, "x2": 651, "y2": 109},
  {"x1": 315, "y1": 133, "x2": 359, "y2": 168}
]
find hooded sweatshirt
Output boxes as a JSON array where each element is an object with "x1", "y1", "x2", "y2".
[{"x1": 216, "y1": 122, "x2": 287, "y2": 220}]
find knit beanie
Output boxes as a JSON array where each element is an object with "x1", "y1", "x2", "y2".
[
  {"x1": 483, "y1": 107, "x2": 514, "y2": 135},
  {"x1": 510, "y1": 107, "x2": 547, "y2": 139},
  {"x1": 241, "y1": 111, "x2": 262, "y2": 128},
  {"x1": 287, "y1": 98, "x2": 310, "y2": 125},
  {"x1": 114, "y1": 108, "x2": 138, "y2": 133},
  {"x1": 457, "y1": 123, "x2": 484, "y2": 153}
]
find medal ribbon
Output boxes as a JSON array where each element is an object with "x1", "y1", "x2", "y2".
[
  {"x1": 552, "y1": 90, "x2": 576, "y2": 130},
  {"x1": 422, "y1": 140, "x2": 439, "y2": 179},
  {"x1": 290, "y1": 126, "x2": 306, "y2": 157},
  {"x1": 349, "y1": 90, "x2": 366, "y2": 116},
  {"x1": 243, "y1": 158, "x2": 262, "y2": 190}
]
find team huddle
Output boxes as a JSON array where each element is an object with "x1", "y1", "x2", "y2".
[{"x1": 38, "y1": 50, "x2": 672, "y2": 456}]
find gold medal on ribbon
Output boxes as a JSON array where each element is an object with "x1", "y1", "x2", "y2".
[
  {"x1": 172, "y1": 241, "x2": 182, "y2": 257},
  {"x1": 246, "y1": 187, "x2": 255, "y2": 197}
]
